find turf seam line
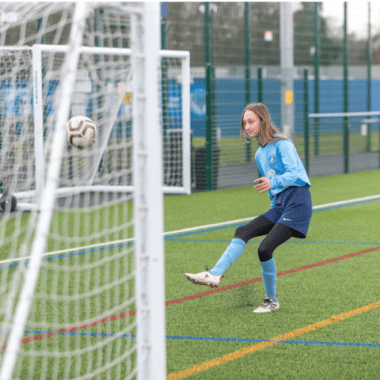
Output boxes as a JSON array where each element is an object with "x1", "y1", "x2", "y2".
[{"x1": 167, "y1": 299, "x2": 380, "y2": 380}]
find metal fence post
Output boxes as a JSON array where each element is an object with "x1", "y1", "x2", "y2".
[
  {"x1": 257, "y1": 66, "x2": 263, "y2": 103},
  {"x1": 343, "y1": 2, "x2": 349, "y2": 174},
  {"x1": 244, "y1": 2, "x2": 251, "y2": 162},
  {"x1": 304, "y1": 69, "x2": 310, "y2": 176},
  {"x1": 313, "y1": 3, "x2": 320, "y2": 156},
  {"x1": 257, "y1": 66, "x2": 263, "y2": 177},
  {"x1": 366, "y1": 2, "x2": 372, "y2": 152},
  {"x1": 204, "y1": 2, "x2": 216, "y2": 190}
]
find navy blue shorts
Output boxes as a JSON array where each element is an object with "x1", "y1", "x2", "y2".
[{"x1": 261, "y1": 186, "x2": 312, "y2": 239}]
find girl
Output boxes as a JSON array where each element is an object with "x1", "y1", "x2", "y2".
[{"x1": 185, "y1": 103, "x2": 312, "y2": 313}]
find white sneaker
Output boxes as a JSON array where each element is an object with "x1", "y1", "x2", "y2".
[
  {"x1": 253, "y1": 298, "x2": 280, "y2": 313},
  {"x1": 184, "y1": 269, "x2": 223, "y2": 288}
]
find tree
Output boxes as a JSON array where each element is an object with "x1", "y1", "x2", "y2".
[
  {"x1": 167, "y1": 3, "x2": 205, "y2": 66},
  {"x1": 166, "y1": 2, "x2": 351, "y2": 68},
  {"x1": 294, "y1": 2, "x2": 341, "y2": 66}
]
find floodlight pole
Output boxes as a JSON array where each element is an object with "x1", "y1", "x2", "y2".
[{"x1": 280, "y1": 2, "x2": 294, "y2": 141}]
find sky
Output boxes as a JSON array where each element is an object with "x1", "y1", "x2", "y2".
[{"x1": 318, "y1": 2, "x2": 380, "y2": 38}]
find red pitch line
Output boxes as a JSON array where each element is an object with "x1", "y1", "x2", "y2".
[
  {"x1": 12, "y1": 245, "x2": 380, "y2": 348},
  {"x1": 167, "y1": 245, "x2": 380, "y2": 305},
  {"x1": 1, "y1": 310, "x2": 136, "y2": 349}
]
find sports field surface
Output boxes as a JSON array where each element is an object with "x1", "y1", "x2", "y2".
[
  {"x1": 164, "y1": 169, "x2": 380, "y2": 379},
  {"x1": 1, "y1": 169, "x2": 379, "y2": 379}
]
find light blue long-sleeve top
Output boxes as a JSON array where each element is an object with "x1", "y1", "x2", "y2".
[{"x1": 255, "y1": 136, "x2": 311, "y2": 207}]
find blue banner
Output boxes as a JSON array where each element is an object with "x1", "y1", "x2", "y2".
[{"x1": 190, "y1": 85, "x2": 206, "y2": 120}]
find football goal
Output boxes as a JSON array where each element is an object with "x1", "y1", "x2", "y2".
[
  {"x1": 1, "y1": 40, "x2": 190, "y2": 214},
  {"x1": 0, "y1": 2, "x2": 176, "y2": 379}
]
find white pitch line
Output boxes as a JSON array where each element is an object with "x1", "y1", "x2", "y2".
[{"x1": 1, "y1": 193, "x2": 380, "y2": 266}]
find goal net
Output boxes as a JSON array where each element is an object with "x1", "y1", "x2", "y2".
[
  {"x1": 1, "y1": 44, "x2": 190, "y2": 213},
  {"x1": 0, "y1": 3, "x2": 170, "y2": 379}
]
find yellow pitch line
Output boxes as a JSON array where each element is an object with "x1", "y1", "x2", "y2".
[{"x1": 167, "y1": 300, "x2": 380, "y2": 380}]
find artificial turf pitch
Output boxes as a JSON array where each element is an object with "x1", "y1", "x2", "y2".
[
  {"x1": 2, "y1": 169, "x2": 379, "y2": 379},
  {"x1": 164, "y1": 169, "x2": 380, "y2": 379}
]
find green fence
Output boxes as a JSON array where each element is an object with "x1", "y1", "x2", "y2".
[{"x1": 166, "y1": 2, "x2": 380, "y2": 190}]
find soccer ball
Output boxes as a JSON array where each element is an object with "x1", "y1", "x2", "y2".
[
  {"x1": 0, "y1": 191, "x2": 17, "y2": 212},
  {"x1": 66, "y1": 116, "x2": 97, "y2": 149}
]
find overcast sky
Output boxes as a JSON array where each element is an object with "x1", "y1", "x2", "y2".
[{"x1": 317, "y1": 2, "x2": 379, "y2": 38}]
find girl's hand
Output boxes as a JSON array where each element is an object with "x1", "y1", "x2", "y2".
[{"x1": 253, "y1": 177, "x2": 272, "y2": 193}]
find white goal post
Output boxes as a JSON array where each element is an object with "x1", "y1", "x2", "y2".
[{"x1": 0, "y1": 2, "x2": 171, "y2": 380}]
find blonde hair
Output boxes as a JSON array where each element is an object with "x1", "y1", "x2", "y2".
[{"x1": 240, "y1": 103, "x2": 287, "y2": 146}]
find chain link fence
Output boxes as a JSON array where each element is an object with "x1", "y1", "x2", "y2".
[{"x1": 164, "y1": 2, "x2": 380, "y2": 190}]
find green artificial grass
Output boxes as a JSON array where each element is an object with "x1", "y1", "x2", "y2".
[
  {"x1": 164, "y1": 169, "x2": 380, "y2": 232},
  {"x1": 164, "y1": 169, "x2": 380, "y2": 379},
  {"x1": 1, "y1": 169, "x2": 380, "y2": 379}
]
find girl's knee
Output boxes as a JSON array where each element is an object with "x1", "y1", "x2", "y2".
[
  {"x1": 234, "y1": 225, "x2": 249, "y2": 242},
  {"x1": 258, "y1": 244, "x2": 273, "y2": 262}
]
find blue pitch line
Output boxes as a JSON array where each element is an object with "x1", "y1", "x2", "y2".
[
  {"x1": 21, "y1": 330, "x2": 380, "y2": 348},
  {"x1": 167, "y1": 335, "x2": 380, "y2": 348},
  {"x1": 2, "y1": 197, "x2": 379, "y2": 271},
  {"x1": 167, "y1": 238, "x2": 380, "y2": 246},
  {"x1": 165, "y1": 197, "x2": 380, "y2": 240},
  {"x1": 0, "y1": 242, "x2": 133, "y2": 270},
  {"x1": 313, "y1": 197, "x2": 380, "y2": 213}
]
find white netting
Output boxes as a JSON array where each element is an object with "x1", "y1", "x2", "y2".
[
  {"x1": 0, "y1": 49, "x2": 190, "y2": 208},
  {"x1": 40, "y1": 46, "x2": 134, "y2": 190},
  {"x1": 0, "y1": 47, "x2": 35, "y2": 194},
  {"x1": 0, "y1": 3, "x2": 154, "y2": 380}
]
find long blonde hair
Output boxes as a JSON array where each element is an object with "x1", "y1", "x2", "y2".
[{"x1": 240, "y1": 103, "x2": 287, "y2": 146}]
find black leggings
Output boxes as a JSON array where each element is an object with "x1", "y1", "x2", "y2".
[{"x1": 234, "y1": 215, "x2": 293, "y2": 262}]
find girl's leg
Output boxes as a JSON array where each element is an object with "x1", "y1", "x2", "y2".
[
  {"x1": 210, "y1": 216, "x2": 274, "y2": 276},
  {"x1": 257, "y1": 223, "x2": 293, "y2": 303},
  {"x1": 185, "y1": 216, "x2": 275, "y2": 288}
]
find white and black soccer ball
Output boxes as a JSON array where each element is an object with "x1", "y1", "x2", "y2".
[{"x1": 66, "y1": 116, "x2": 97, "y2": 149}]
